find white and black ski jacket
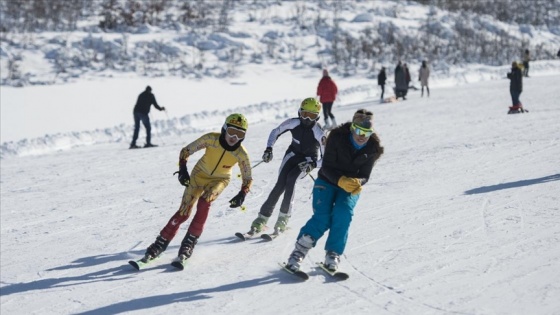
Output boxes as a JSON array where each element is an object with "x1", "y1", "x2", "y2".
[{"x1": 266, "y1": 118, "x2": 326, "y2": 165}]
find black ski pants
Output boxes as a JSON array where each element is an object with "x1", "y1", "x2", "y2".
[{"x1": 259, "y1": 153, "x2": 307, "y2": 218}]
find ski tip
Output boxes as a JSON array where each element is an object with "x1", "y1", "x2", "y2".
[
  {"x1": 128, "y1": 260, "x2": 140, "y2": 270},
  {"x1": 279, "y1": 262, "x2": 309, "y2": 280},
  {"x1": 261, "y1": 234, "x2": 273, "y2": 241},
  {"x1": 316, "y1": 262, "x2": 349, "y2": 280},
  {"x1": 171, "y1": 261, "x2": 185, "y2": 270},
  {"x1": 235, "y1": 232, "x2": 247, "y2": 241}
]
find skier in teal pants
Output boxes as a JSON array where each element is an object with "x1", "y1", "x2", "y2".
[{"x1": 285, "y1": 109, "x2": 384, "y2": 272}]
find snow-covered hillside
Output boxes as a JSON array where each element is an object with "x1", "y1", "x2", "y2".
[
  {"x1": 2, "y1": 0, "x2": 559, "y2": 87},
  {"x1": 1, "y1": 72, "x2": 560, "y2": 314}
]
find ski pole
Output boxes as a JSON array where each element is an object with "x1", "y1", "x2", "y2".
[
  {"x1": 150, "y1": 112, "x2": 165, "y2": 146},
  {"x1": 236, "y1": 160, "x2": 265, "y2": 178},
  {"x1": 306, "y1": 172, "x2": 316, "y2": 199}
]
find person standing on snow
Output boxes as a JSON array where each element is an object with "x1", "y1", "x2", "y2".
[
  {"x1": 419, "y1": 60, "x2": 430, "y2": 97},
  {"x1": 137, "y1": 114, "x2": 252, "y2": 267},
  {"x1": 522, "y1": 49, "x2": 530, "y2": 78},
  {"x1": 377, "y1": 67, "x2": 387, "y2": 100},
  {"x1": 394, "y1": 61, "x2": 408, "y2": 100},
  {"x1": 404, "y1": 63, "x2": 411, "y2": 89},
  {"x1": 247, "y1": 98, "x2": 326, "y2": 236},
  {"x1": 507, "y1": 61, "x2": 523, "y2": 108},
  {"x1": 284, "y1": 108, "x2": 384, "y2": 272},
  {"x1": 317, "y1": 69, "x2": 338, "y2": 130},
  {"x1": 130, "y1": 86, "x2": 166, "y2": 149}
]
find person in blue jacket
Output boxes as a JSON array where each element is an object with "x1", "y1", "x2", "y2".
[{"x1": 284, "y1": 108, "x2": 384, "y2": 272}]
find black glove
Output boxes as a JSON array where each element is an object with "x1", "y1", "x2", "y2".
[
  {"x1": 298, "y1": 160, "x2": 317, "y2": 173},
  {"x1": 173, "y1": 165, "x2": 190, "y2": 187},
  {"x1": 262, "y1": 147, "x2": 273, "y2": 163},
  {"x1": 229, "y1": 190, "x2": 246, "y2": 208}
]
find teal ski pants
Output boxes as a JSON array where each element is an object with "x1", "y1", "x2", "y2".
[{"x1": 297, "y1": 178, "x2": 359, "y2": 255}]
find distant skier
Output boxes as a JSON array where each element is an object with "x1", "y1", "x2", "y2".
[
  {"x1": 377, "y1": 67, "x2": 387, "y2": 100},
  {"x1": 138, "y1": 114, "x2": 252, "y2": 267},
  {"x1": 404, "y1": 63, "x2": 411, "y2": 88},
  {"x1": 522, "y1": 49, "x2": 530, "y2": 77},
  {"x1": 317, "y1": 69, "x2": 339, "y2": 130},
  {"x1": 247, "y1": 97, "x2": 326, "y2": 236},
  {"x1": 394, "y1": 61, "x2": 408, "y2": 100},
  {"x1": 419, "y1": 60, "x2": 430, "y2": 97},
  {"x1": 284, "y1": 109, "x2": 384, "y2": 273},
  {"x1": 130, "y1": 86, "x2": 166, "y2": 149},
  {"x1": 507, "y1": 61, "x2": 525, "y2": 114}
]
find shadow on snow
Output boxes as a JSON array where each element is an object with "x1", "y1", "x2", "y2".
[
  {"x1": 75, "y1": 273, "x2": 301, "y2": 315},
  {"x1": 464, "y1": 174, "x2": 560, "y2": 195}
]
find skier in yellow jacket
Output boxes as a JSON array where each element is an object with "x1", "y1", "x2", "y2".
[{"x1": 138, "y1": 113, "x2": 252, "y2": 267}]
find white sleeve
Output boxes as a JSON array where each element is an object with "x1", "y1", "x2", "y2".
[
  {"x1": 266, "y1": 118, "x2": 299, "y2": 148},
  {"x1": 312, "y1": 124, "x2": 327, "y2": 167}
]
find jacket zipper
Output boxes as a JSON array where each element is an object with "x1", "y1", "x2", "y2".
[{"x1": 211, "y1": 149, "x2": 226, "y2": 175}]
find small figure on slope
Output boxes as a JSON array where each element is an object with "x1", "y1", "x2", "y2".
[
  {"x1": 130, "y1": 85, "x2": 166, "y2": 149},
  {"x1": 394, "y1": 61, "x2": 408, "y2": 100},
  {"x1": 377, "y1": 67, "x2": 387, "y2": 101},
  {"x1": 507, "y1": 61, "x2": 526, "y2": 114},
  {"x1": 419, "y1": 60, "x2": 430, "y2": 97},
  {"x1": 284, "y1": 109, "x2": 384, "y2": 273},
  {"x1": 317, "y1": 69, "x2": 339, "y2": 130},
  {"x1": 139, "y1": 113, "x2": 252, "y2": 266},
  {"x1": 248, "y1": 98, "x2": 326, "y2": 237}
]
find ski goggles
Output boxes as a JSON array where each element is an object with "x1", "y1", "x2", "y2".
[
  {"x1": 225, "y1": 126, "x2": 246, "y2": 140},
  {"x1": 351, "y1": 123, "x2": 373, "y2": 137},
  {"x1": 299, "y1": 110, "x2": 320, "y2": 121}
]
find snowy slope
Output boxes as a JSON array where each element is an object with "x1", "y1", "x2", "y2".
[{"x1": 1, "y1": 73, "x2": 560, "y2": 315}]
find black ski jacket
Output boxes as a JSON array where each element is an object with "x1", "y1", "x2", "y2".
[
  {"x1": 318, "y1": 122, "x2": 383, "y2": 187},
  {"x1": 133, "y1": 90, "x2": 163, "y2": 114},
  {"x1": 378, "y1": 70, "x2": 387, "y2": 86},
  {"x1": 507, "y1": 67, "x2": 523, "y2": 92}
]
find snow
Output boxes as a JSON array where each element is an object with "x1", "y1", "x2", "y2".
[{"x1": 2, "y1": 67, "x2": 560, "y2": 314}]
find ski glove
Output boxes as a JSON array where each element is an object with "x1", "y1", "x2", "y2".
[
  {"x1": 338, "y1": 176, "x2": 362, "y2": 195},
  {"x1": 174, "y1": 164, "x2": 190, "y2": 187},
  {"x1": 262, "y1": 147, "x2": 273, "y2": 163},
  {"x1": 229, "y1": 190, "x2": 246, "y2": 208},
  {"x1": 298, "y1": 160, "x2": 317, "y2": 174}
]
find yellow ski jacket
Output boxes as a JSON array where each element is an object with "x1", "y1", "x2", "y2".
[{"x1": 179, "y1": 132, "x2": 252, "y2": 192}]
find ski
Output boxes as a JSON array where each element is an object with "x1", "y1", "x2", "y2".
[
  {"x1": 278, "y1": 262, "x2": 309, "y2": 280},
  {"x1": 170, "y1": 255, "x2": 189, "y2": 270},
  {"x1": 128, "y1": 255, "x2": 161, "y2": 271},
  {"x1": 316, "y1": 262, "x2": 350, "y2": 280},
  {"x1": 235, "y1": 231, "x2": 257, "y2": 241},
  {"x1": 261, "y1": 233, "x2": 279, "y2": 241},
  {"x1": 235, "y1": 227, "x2": 266, "y2": 241}
]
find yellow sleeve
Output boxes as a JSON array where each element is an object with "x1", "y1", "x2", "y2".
[
  {"x1": 179, "y1": 133, "x2": 214, "y2": 162},
  {"x1": 237, "y1": 145, "x2": 253, "y2": 193}
]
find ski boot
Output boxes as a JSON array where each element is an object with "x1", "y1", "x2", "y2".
[
  {"x1": 143, "y1": 235, "x2": 170, "y2": 262},
  {"x1": 274, "y1": 213, "x2": 290, "y2": 233},
  {"x1": 324, "y1": 251, "x2": 341, "y2": 271},
  {"x1": 177, "y1": 232, "x2": 199, "y2": 260},
  {"x1": 250, "y1": 214, "x2": 269, "y2": 233},
  {"x1": 285, "y1": 234, "x2": 314, "y2": 272}
]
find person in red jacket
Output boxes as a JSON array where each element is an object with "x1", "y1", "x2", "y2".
[{"x1": 317, "y1": 69, "x2": 338, "y2": 130}]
